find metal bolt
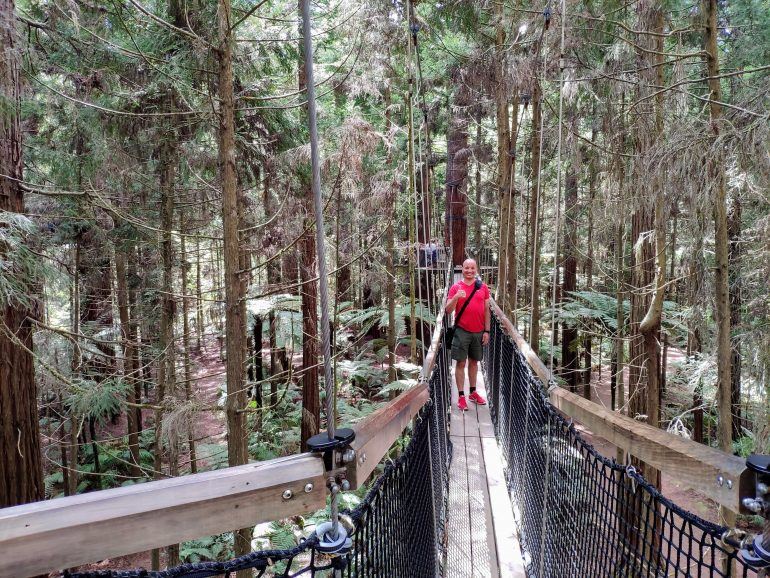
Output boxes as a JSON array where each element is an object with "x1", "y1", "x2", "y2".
[
  {"x1": 717, "y1": 475, "x2": 724, "y2": 487},
  {"x1": 758, "y1": 482, "x2": 769, "y2": 495},
  {"x1": 743, "y1": 497, "x2": 763, "y2": 513},
  {"x1": 282, "y1": 489, "x2": 293, "y2": 500},
  {"x1": 726, "y1": 479, "x2": 733, "y2": 490},
  {"x1": 359, "y1": 453, "x2": 367, "y2": 464},
  {"x1": 304, "y1": 483, "x2": 314, "y2": 493},
  {"x1": 341, "y1": 480, "x2": 351, "y2": 491},
  {"x1": 342, "y1": 449, "x2": 356, "y2": 464}
]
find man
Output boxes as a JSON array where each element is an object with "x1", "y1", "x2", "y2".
[{"x1": 445, "y1": 258, "x2": 490, "y2": 411}]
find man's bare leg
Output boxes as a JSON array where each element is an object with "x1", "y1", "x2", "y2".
[
  {"x1": 468, "y1": 358, "x2": 478, "y2": 391},
  {"x1": 455, "y1": 359, "x2": 466, "y2": 394}
]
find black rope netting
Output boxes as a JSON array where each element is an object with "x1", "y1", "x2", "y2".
[
  {"x1": 66, "y1": 325, "x2": 452, "y2": 578},
  {"x1": 483, "y1": 313, "x2": 759, "y2": 578}
]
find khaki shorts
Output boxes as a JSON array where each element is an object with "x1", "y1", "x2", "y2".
[{"x1": 451, "y1": 326, "x2": 484, "y2": 361}]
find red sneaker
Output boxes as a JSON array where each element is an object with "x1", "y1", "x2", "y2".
[
  {"x1": 457, "y1": 396, "x2": 468, "y2": 411},
  {"x1": 469, "y1": 391, "x2": 487, "y2": 405}
]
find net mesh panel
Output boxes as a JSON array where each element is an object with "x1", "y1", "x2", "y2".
[
  {"x1": 483, "y1": 312, "x2": 759, "y2": 578},
  {"x1": 66, "y1": 320, "x2": 452, "y2": 578}
]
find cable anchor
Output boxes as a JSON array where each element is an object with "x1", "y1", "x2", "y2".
[{"x1": 739, "y1": 455, "x2": 770, "y2": 569}]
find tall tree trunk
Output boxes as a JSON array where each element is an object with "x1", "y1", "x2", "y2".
[
  {"x1": 473, "y1": 109, "x2": 483, "y2": 251},
  {"x1": 583, "y1": 128, "x2": 597, "y2": 399},
  {"x1": 703, "y1": 0, "x2": 732, "y2": 456},
  {"x1": 612, "y1": 221, "x2": 625, "y2": 414},
  {"x1": 688, "y1": 210, "x2": 706, "y2": 444},
  {"x1": 195, "y1": 235, "x2": 204, "y2": 352},
  {"x1": 561, "y1": 144, "x2": 579, "y2": 393},
  {"x1": 495, "y1": 4, "x2": 512, "y2": 308},
  {"x1": 68, "y1": 242, "x2": 82, "y2": 495},
  {"x1": 115, "y1": 243, "x2": 141, "y2": 478},
  {"x1": 263, "y1": 167, "x2": 280, "y2": 404},
  {"x1": 627, "y1": 3, "x2": 664, "y2": 494},
  {"x1": 728, "y1": 193, "x2": 741, "y2": 441},
  {"x1": 251, "y1": 316, "x2": 264, "y2": 432},
  {"x1": 0, "y1": 0, "x2": 44, "y2": 508},
  {"x1": 504, "y1": 95, "x2": 519, "y2": 318},
  {"x1": 180, "y1": 221, "x2": 197, "y2": 474},
  {"x1": 218, "y1": 0, "x2": 252, "y2": 564},
  {"x1": 528, "y1": 80, "x2": 543, "y2": 352},
  {"x1": 155, "y1": 90, "x2": 180, "y2": 569},
  {"x1": 263, "y1": 167, "x2": 280, "y2": 405},
  {"x1": 445, "y1": 69, "x2": 470, "y2": 266},
  {"x1": 384, "y1": 87, "x2": 397, "y2": 384}
]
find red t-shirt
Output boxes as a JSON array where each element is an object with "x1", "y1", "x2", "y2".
[{"x1": 448, "y1": 279, "x2": 490, "y2": 333}]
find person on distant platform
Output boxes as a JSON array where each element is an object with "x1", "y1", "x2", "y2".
[
  {"x1": 445, "y1": 258, "x2": 490, "y2": 411},
  {"x1": 427, "y1": 238, "x2": 438, "y2": 266}
]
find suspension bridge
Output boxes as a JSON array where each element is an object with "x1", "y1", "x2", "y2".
[
  {"x1": 1, "y1": 262, "x2": 768, "y2": 577},
  {"x1": 1, "y1": 0, "x2": 769, "y2": 574}
]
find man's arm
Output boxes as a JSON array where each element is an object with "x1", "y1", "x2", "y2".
[
  {"x1": 482, "y1": 297, "x2": 491, "y2": 345},
  {"x1": 445, "y1": 288, "x2": 464, "y2": 313}
]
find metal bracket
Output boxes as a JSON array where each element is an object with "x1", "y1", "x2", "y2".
[
  {"x1": 739, "y1": 455, "x2": 770, "y2": 569},
  {"x1": 306, "y1": 427, "x2": 355, "y2": 472}
]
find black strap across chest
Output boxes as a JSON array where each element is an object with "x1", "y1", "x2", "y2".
[{"x1": 453, "y1": 282, "x2": 480, "y2": 329}]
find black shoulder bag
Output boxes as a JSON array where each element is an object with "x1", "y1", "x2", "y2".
[{"x1": 446, "y1": 278, "x2": 482, "y2": 346}]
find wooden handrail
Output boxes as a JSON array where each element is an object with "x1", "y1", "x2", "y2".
[
  {"x1": 490, "y1": 299, "x2": 751, "y2": 514},
  {"x1": 0, "y1": 454, "x2": 325, "y2": 578}
]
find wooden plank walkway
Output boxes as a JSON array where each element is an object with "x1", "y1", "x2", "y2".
[{"x1": 445, "y1": 363, "x2": 527, "y2": 577}]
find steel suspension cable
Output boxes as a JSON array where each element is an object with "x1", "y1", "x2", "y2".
[{"x1": 300, "y1": 0, "x2": 335, "y2": 445}]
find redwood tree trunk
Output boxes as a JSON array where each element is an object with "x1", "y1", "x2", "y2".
[
  {"x1": 444, "y1": 69, "x2": 470, "y2": 266},
  {"x1": 528, "y1": 80, "x2": 543, "y2": 352},
  {"x1": 218, "y1": 0, "x2": 251, "y2": 564},
  {"x1": 561, "y1": 165, "x2": 578, "y2": 392},
  {"x1": 703, "y1": 0, "x2": 732, "y2": 455},
  {"x1": 0, "y1": 0, "x2": 43, "y2": 507},
  {"x1": 728, "y1": 194, "x2": 742, "y2": 440}
]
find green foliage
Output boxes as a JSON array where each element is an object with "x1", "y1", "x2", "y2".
[
  {"x1": 338, "y1": 300, "x2": 433, "y2": 344},
  {"x1": 0, "y1": 213, "x2": 45, "y2": 310},
  {"x1": 378, "y1": 378, "x2": 417, "y2": 397},
  {"x1": 336, "y1": 359, "x2": 387, "y2": 392},
  {"x1": 65, "y1": 377, "x2": 131, "y2": 424},
  {"x1": 247, "y1": 294, "x2": 303, "y2": 350},
  {"x1": 179, "y1": 533, "x2": 233, "y2": 564},
  {"x1": 554, "y1": 291, "x2": 688, "y2": 346},
  {"x1": 733, "y1": 431, "x2": 757, "y2": 458},
  {"x1": 555, "y1": 291, "x2": 628, "y2": 332}
]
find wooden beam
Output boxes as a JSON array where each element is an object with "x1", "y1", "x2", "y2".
[
  {"x1": 0, "y1": 454, "x2": 325, "y2": 578},
  {"x1": 347, "y1": 383, "x2": 430, "y2": 488},
  {"x1": 550, "y1": 387, "x2": 751, "y2": 513},
  {"x1": 490, "y1": 298, "x2": 751, "y2": 514}
]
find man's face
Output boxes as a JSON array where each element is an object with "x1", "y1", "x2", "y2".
[{"x1": 462, "y1": 260, "x2": 477, "y2": 280}]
